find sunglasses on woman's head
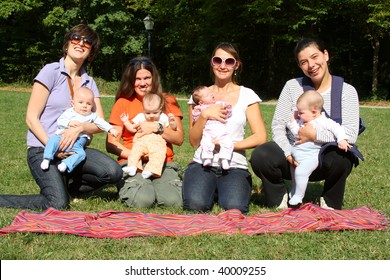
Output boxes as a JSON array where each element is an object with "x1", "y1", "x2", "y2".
[
  {"x1": 129, "y1": 58, "x2": 153, "y2": 66},
  {"x1": 70, "y1": 34, "x2": 92, "y2": 49},
  {"x1": 211, "y1": 56, "x2": 236, "y2": 68}
]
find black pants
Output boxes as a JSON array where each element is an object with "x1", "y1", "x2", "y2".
[{"x1": 249, "y1": 142, "x2": 354, "y2": 209}]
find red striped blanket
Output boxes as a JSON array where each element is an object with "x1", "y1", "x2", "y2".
[{"x1": 0, "y1": 203, "x2": 387, "y2": 238}]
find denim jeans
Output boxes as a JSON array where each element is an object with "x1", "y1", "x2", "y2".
[
  {"x1": 182, "y1": 162, "x2": 252, "y2": 213},
  {"x1": 0, "y1": 147, "x2": 122, "y2": 210}
]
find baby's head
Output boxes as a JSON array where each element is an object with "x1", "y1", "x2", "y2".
[
  {"x1": 142, "y1": 93, "x2": 165, "y2": 121},
  {"x1": 192, "y1": 86, "x2": 215, "y2": 105},
  {"x1": 72, "y1": 87, "x2": 95, "y2": 116},
  {"x1": 296, "y1": 90, "x2": 323, "y2": 123}
]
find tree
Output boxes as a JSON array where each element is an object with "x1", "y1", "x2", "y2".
[{"x1": 367, "y1": 1, "x2": 390, "y2": 97}]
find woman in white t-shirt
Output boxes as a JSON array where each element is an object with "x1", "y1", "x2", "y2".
[{"x1": 182, "y1": 42, "x2": 267, "y2": 213}]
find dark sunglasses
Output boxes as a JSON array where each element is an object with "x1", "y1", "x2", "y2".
[
  {"x1": 211, "y1": 56, "x2": 236, "y2": 68},
  {"x1": 70, "y1": 34, "x2": 92, "y2": 49},
  {"x1": 129, "y1": 58, "x2": 153, "y2": 66}
]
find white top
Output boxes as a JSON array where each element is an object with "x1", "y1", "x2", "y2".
[
  {"x1": 191, "y1": 86, "x2": 262, "y2": 169},
  {"x1": 56, "y1": 108, "x2": 113, "y2": 139},
  {"x1": 288, "y1": 113, "x2": 348, "y2": 144},
  {"x1": 132, "y1": 112, "x2": 170, "y2": 127}
]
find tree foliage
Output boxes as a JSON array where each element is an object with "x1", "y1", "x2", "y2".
[{"x1": 0, "y1": 0, "x2": 389, "y2": 99}]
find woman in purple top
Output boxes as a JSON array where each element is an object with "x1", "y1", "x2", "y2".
[{"x1": 0, "y1": 24, "x2": 122, "y2": 210}]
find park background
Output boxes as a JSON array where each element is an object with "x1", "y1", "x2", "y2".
[
  {"x1": 0, "y1": 0, "x2": 389, "y2": 100},
  {"x1": 0, "y1": 0, "x2": 389, "y2": 260}
]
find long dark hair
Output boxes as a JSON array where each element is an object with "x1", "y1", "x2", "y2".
[{"x1": 115, "y1": 56, "x2": 162, "y2": 101}]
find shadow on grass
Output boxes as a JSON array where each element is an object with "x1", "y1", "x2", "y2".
[
  {"x1": 250, "y1": 181, "x2": 325, "y2": 207},
  {"x1": 71, "y1": 185, "x2": 119, "y2": 201}
]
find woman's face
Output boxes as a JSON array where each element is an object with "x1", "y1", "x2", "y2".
[
  {"x1": 296, "y1": 44, "x2": 329, "y2": 84},
  {"x1": 66, "y1": 34, "x2": 91, "y2": 63},
  {"x1": 134, "y1": 68, "x2": 153, "y2": 98},
  {"x1": 211, "y1": 49, "x2": 238, "y2": 82}
]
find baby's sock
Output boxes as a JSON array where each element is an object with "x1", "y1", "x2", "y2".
[
  {"x1": 40, "y1": 159, "x2": 50, "y2": 170},
  {"x1": 123, "y1": 166, "x2": 137, "y2": 176},
  {"x1": 141, "y1": 170, "x2": 153, "y2": 179},
  {"x1": 203, "y1": 159, "x2": 212, "y2": 166},
  {"x1": 221, "y1": 159, "x2": 230, "y2": 170},
  {"x1": 288, "y1": 195, "x2": 303, "y2": 206},
  {"x1": 57, "y1": 162, "x2": 67, "y2": 173}
]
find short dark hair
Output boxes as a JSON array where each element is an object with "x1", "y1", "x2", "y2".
[
  {"x1": 63, "y1": 24, "x2": 100, "y2": 67},
  {"x1": 294, "y1": 37, "x2": 326, "y2": 64}
]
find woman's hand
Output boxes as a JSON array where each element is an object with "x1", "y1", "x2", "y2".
[
  {"x1": 136, "y1": 121, "x2": 158, "y2": 138},
  {"x1": 295, "y1": 123, "x2": 316, "y2": 144},
  {"x1": 58, "y1": 126, "x2": 83, "y2": 151},
  {"x1": 201, "y1": 103, "x2": 228, "y2": 123},
  {"x1": 287, "y1": 155, "x2": 299, "y2": 167},
  {"x1": 55, "y1": 151, "x2": 74, "y2": 160}
]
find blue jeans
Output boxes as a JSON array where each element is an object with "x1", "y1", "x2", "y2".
[
  {"x1": 44, "y1": 135, "x2": 88, "y2": 173},
  {"x1": 182, "y1": 162, "x2": 252, "y2": 213},
  {"x1": 0, "y1": 147, "x2": 122, "y2": 210}
]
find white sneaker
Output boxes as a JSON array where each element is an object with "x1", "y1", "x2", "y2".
[
  {"x1": 320, "y1": 197, "x2": 334, "y2": 210},
  {"x1": 276, "y1": 193, "x2": 288, "y2": 210}
]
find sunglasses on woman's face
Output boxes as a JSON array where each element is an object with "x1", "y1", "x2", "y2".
[
  {"x1": 211, "y1": 56, "x2": 237, "y2": 68},
  {"x1": 70, "y1": 34, "x2": 92, "y2": 49}
]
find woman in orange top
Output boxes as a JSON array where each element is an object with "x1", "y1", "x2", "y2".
[{"x1": 107, "y1": 57, "x2": 184, "y2": 208}]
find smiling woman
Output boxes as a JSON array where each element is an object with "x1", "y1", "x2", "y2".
[
  {"x1": 182, "y1": 42, "x2": 267, "y2": 214},
  {"x1": 250, "y1": 37, "x2": 361, "y2": 210},
  {"x1": 106, "y1": 56, "x2": 184, "y2": 209},
  {"x1": 0, "y1": 24, "x2": 122, "y2": 210}
]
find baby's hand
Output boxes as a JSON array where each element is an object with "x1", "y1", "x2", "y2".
[
  {"x1": 224, "y1": 103, "x2": 232, "y2": 110},
  {"x1": 68, "y1": 120, "x2": 81, "y2": 127},
  {"x1": 168, "y1": 113, "x2": 175, "y2": 122},
  {"x1": 168, "y1": 113, "x2": 177, "y2": 130},
  {"x1": 120, "y1": 113, "x2": 129, "y2": 123},
  {"x1": 109, "y1": 128, "x2": 119, "y2": 138},
  {"x1": 338, "y1": 139, "x2": 352, "y2": 152}
]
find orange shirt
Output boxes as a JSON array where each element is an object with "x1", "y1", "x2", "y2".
[{"x1": 109, "y1": 93, "x2": 183, "y2": 163}]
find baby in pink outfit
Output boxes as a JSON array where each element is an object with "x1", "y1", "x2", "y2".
[{"x1": 192, "y1": 86, "x2": 233, "y2": 170}]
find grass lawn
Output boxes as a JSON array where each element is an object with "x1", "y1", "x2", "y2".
[{"x1": 0, "y1": 90, "x2": 389, "y2": 260}]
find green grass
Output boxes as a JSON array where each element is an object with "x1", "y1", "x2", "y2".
[{"x1": 0, "y1": 90, "x2": 389, "y2": 260}]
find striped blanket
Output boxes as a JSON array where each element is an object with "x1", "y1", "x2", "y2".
[{"x1": 0, "y1": 203, "x2": 387, "y2": 238}]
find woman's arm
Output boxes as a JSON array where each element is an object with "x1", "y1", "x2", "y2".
[
  {"x1": 106, "y1": 125, "x2": 132, "y2": 159},
  {"x1": 136, "y1": 116, "x2": 184, "y2": 146},
  {"x1": 161, "y1": 115, "x2": 184, "y2": 146},
  {"x1": 25, "y1": 82, "x2": 51, "y2": 146},
  {"x1": 233, "y1": 103, "x2": 267, "y2": 150}
]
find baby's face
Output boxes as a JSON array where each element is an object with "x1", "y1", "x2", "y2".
[
  {"x1": 143, "y1": 98, "x2": 162, "y2": 121},
  {"x1": 199, "y1": 88, "x2": 215, "y2": 104},
  {"x1": 72, "y1": 89, "x2": 94, "y2": 116},
  {"x1": 296, "y1": 100, "x2": 317, "y2": 123}
]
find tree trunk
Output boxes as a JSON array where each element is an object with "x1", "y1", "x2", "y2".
[{"x1": 371, "y1": 38, "x2": 380, "y2": 94}]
